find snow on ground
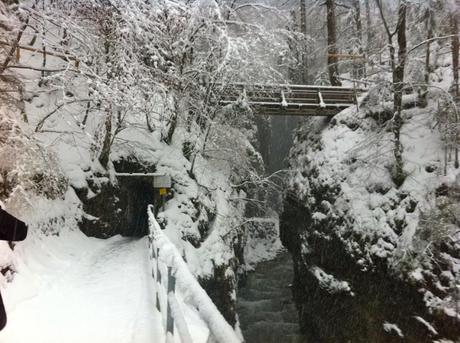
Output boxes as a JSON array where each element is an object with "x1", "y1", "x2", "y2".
[
  {"x1": 0, "y1": 229, "x2": 163, "y2": 343},
  {"x1": 242, "y1": 215, "x2": 283, "y2": 270}
]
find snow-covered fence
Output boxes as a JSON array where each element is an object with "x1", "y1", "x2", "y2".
[{"x1": 147, "y1": 205, "x2": 242, "y2": 343}]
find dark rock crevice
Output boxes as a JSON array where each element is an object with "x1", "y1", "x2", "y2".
[{"x1": 200, "y1": 262, "x2": 239, "y2": 328}]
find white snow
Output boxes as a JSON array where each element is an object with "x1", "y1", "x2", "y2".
[
  {"x1": 383, "y1": 322, "x2": 404, "y2": 338},
  {"x1": 312, "y1": 212, "x2": 327, "y2": 221},
  {"x1": 410, "y1": 268, "x2": 425, "y2": 282},
  {"x1": 310, "y1": 266, "x2": 353, "y2": 295},
  {"x1": 242, "y1": 216, "x2": 283, "y2": 270},
  {"x1": 414, "y1": 316, "x2": 438, "y2": 336},
  {"x1": 0, "y1": 229, "x2": 164, "y2": 343}
]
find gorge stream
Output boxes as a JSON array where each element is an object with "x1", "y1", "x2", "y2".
[
  {"x1": 237, "y1": 115, "x2": 303, "y2": 342},
  {"x1": 237, "y1": 252, "x2": 308, "y2": 343}
]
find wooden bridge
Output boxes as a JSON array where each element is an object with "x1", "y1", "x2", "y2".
[{"x1": 218, "y1": 83, "x2": 363, "y2": 116}]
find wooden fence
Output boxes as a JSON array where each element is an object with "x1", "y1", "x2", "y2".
[{"x1": 147, "y1": 205, "x2": 242, "y2": 343}]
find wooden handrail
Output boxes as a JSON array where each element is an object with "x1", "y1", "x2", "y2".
[
  {"x1": 220, "y1": 83, "x2": 366, "y2": 93},
  {"x1": 214, "y1": 82, "x2": 367, "y2": 116},
  {"x1": 148, "y1": 206, "x2": 242, "y2": 343}
]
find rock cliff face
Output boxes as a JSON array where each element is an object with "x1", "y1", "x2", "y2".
[{"x1": 280, "y1": 104, "x2": 460, "y2": 342}]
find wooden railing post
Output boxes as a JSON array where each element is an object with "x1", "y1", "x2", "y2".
[
  {"x1": 15, "y1": 47, "x2": 20, "y2": 63},
  {"x1": 166, "y1": 267, "x2": 176, "y2": 338},
  {"x1": 148, "y1": 206, "x2": 242, "y2": 343},
  {"x1": 353, "y1": 82, "x2": 359, "y2": 112},
  {"x1": 151, "y1": 240, "x2": 156, "y2": 285},
  {"x1": 156, "y1": 248, "x2": 161, "y2": 312},
  {"x1": 149, "y1": 235, "x2": 153, "y2": 258}
]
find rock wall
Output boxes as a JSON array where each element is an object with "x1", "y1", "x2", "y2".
[
  {"x1": 281, "y1": 193, "x2": 457, "y2": 342},
  {"x1": 280, "y1": 105, "x2": 460, "y2": 342}
]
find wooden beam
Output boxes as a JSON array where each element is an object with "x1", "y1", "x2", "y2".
[
  {"x1": 0, "y1": 40, "x2": 80, "y2": 66},
  {"x1": 222, "y1": 82, "x2": 366, "y2": 92}
]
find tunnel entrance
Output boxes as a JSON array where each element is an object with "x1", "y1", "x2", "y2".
[
  {"x1": 78, "y1": 158, "x2": 167, "y2": 239},
  {"x1": 117, "y1": 175, "x2": 155, "y2": 237},
  {"x1": 78, "y1": 173, "x2": 157, "y2": 239},
  {"x1": 115, "y1": 172, "x2": 171, "y2": 237}
]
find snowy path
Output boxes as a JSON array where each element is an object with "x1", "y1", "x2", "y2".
[{"x1": 0, "y1": 231, "x2": 164, "y2": 343}]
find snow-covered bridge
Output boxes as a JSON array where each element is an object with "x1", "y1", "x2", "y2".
[{"x1": 219, "y1": 83, "x2": 363, "y2": 116}]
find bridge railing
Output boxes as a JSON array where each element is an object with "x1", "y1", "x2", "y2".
[
  {"x1": 147, "y1": 205, "x2": 242, "y2": 343},
  {"x1": 214, "y1": 82, "x2": 365, "y2": 116}
]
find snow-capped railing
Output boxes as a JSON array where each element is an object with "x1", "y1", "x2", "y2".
[{"x1": 147, "y1": 205, "x2": 242, "y2": 343}]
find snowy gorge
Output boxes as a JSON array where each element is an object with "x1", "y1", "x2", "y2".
[
  {"x1": 0, "y1": 0, "x2": 460, "y2": 342},
  {"x1": 281, "y1": 62, "x2": 460, "y2": 342}
]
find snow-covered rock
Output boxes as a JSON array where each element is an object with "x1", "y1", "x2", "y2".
[{"x1": 281, "y1": 74, "x2": 460, "y2": 342}]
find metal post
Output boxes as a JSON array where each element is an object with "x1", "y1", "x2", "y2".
[{"x1": 166, "y1": 267, "x2": 176, "y2": 337}]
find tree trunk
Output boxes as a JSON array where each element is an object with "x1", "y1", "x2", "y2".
[
  {"x1": 0, "y1": 16, "x2": 29, "y2": 74},
  {"x1": 419, "y1": 8, "x2": 434, "y2": 108},
  {"x1": 365, "y1": 0, "x2": 372, "y2": 55},
  {"x1": 287, "y1": 10, "x2": 300, "y2": 83},
  {"x1": 451, "y1": 12, "x2": 460, "y2": 168},
  {"x1": 164, "y1": 95, "x2": 179, "y2": 145},
  {"x1": 392, "y1": 3, "x2": 407, "y2": 186},
  {"x1": 166, "y1": 112, "x2": 177, "y2": 144},
  {"x1": 38, "y1": 0, "x2": 47, "y2": 87},
  {"x1": 81, "y1": 89, "x2": 93, "y2": 129},
  {"x1": 97, "y1": 33, "x2": 115, "y2": 169},
  {"x1": 326, "y1": 0, "x2": 342, "y2": 86},
  {"x1": 352, "y1": 0, "x2": 365, "y2": 78},
  {"x1": 451, "y1": 14, "x2": 459, "y2": 97},
  {"x1": 98, "y1": 110, "x2": 112, "y2": 169},
  {"x1": 300, "y1": 0, "x2": 308, "y2": 83}
]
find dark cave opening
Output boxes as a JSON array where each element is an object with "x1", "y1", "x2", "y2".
[
  {"x1": 78, "y1": 158, "x2": 158, "y2": 239},
  {"x1": 117, "y1": 176, "x2": 156, "y2": 237}
]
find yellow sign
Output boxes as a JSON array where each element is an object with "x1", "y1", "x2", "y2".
[{"x1": 159, "y1": 188, "x2": 167, "y2": 195}]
